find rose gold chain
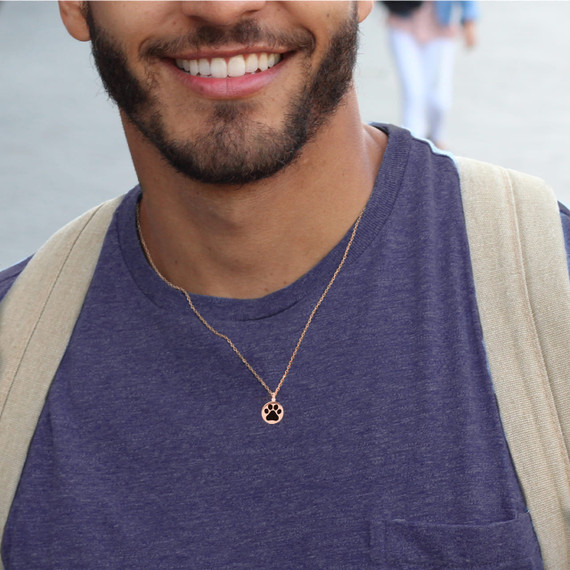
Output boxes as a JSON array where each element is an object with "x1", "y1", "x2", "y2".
[{"x1": 136, "y1": 203, "x2": 363, "y2": 401}]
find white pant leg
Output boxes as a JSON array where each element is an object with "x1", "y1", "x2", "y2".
[
  {"x1": 422, "y1": 37, "x2": 456, "y2": 143},
  {"x1": 388, "y1": 28, "x2": 428, "y2": 138}
]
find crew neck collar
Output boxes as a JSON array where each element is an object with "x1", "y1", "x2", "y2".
[{"x1": 117, "y1": 124, "x2": 410, "y2": 322}]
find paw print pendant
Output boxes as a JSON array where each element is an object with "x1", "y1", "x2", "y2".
[{"x1": 262, "y1": 401, "x2": 284, "y2": 424}]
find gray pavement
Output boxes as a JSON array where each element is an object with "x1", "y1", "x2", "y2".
[{"x1": 1, "y1": 1, "x2": 570, "y2": 269}]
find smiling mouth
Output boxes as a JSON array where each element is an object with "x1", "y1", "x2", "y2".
[{"x1": 175, "y1": 52, "x2": 284, "y2": 79}]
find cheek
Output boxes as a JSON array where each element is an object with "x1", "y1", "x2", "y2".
[
  {"x1": 88, "y1": 3, "x2": 178, "y2": 58},
  {"x1": 285, "y1": 2, "x2": 355, "y2": 56},
  {"x1": 291, "y1": 2, "x2": 354, "y2": 28}
]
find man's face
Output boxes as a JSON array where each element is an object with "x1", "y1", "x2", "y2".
[{"x1": 76, "y1": 2, "x2": 371, "y2": 185}]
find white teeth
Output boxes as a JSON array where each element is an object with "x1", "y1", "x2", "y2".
[
  {"x1": 228, "y1": 55, "x2": 246, "y2": 78},
  {"x1": 210, "y1": 57, "x2": 227, "y2": 78},
  {"x1": 198, "y1": 58, "x2": 210, "y2": 77},
  {"x1": 258, "y1": 53, "x2": 268, "y2": 72},
  {"x1": 176, "y1": 52, "x2": 282, "y2": 78},
  {"x1": 245, "y1": 53, "x2": 258, "y2": 74}
]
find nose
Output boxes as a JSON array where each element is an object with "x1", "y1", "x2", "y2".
[{"x1": 180, "y1": 1, "x2": 267, "y2": 26}]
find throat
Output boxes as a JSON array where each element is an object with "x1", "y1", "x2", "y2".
[
  {"x1": 138, "y1": 202, "x2": 322, "y2": 299},
  {"x1": 168, "y1": 239, "x2": 314, "y2": 299}
]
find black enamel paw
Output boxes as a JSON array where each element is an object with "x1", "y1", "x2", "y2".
[{"x1": 263, "y1": 402, "x2": 283, "y2": 424}]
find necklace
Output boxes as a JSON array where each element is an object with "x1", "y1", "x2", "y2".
[{"x1": 135, "y1": 203, "x2": 363, "y2": 424}]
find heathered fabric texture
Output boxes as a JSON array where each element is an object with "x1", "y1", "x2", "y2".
[{"x1": 1, "y1": 125, "x2": 545, "y2": 568}]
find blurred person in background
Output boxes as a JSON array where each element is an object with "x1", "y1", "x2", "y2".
[{"x1": 383, "y1": 1, "x2": 478, "y2": 148}]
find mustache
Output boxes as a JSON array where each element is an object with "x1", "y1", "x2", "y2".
[{"x1": 143, "y1": 20, "x2": 315, "y2": 58}]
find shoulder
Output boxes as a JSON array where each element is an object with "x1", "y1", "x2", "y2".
[
  {"x1": 457, "y1": 1, "x2": 479, "y2": 22},
  {"x1": 0, "y1": 258, "x2": 30, "y2": 304},
  {"x1": 435, "y1": 1, "x2": 479, "y2": 23},
  {"x1": 0, "y1": 191, "x2": 135, "y2": 306}
]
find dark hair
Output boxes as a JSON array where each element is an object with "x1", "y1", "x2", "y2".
[{"x1": 381, "y1": 1, "x2": 423, "y2": 16}]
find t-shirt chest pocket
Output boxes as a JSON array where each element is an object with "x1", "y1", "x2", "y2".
[{"x1": 370, "y1": 512, "x2": 543, "y2": 569}]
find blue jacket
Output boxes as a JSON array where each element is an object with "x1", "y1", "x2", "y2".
[{"x1": 435, "y1": 1, "x2": 479, "y2": 26}]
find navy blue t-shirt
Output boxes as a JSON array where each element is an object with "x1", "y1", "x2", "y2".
[{"x1": 1, "y1": 126, "x2": 548, "y2": 568}]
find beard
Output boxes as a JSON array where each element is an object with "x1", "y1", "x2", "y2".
[{"x1": 85, "y1": 8, "x2": 360, "y2": 185}]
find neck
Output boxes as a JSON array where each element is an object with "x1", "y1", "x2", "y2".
[{"x1": 128, "y1": 96, "x2": 387, "y2": 299}]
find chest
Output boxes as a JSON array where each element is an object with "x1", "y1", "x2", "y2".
[{"x1": 3, "y1": 241, "x2": 541, "y2": 568}]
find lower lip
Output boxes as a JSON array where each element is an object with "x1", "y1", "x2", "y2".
[{"x1": 168, "y1": 57, "x2": 288, "y2": 99}]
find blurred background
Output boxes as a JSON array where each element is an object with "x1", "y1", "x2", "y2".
[{"x1": 1, "y1": 1, "x2": 569, "y2": 269}]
